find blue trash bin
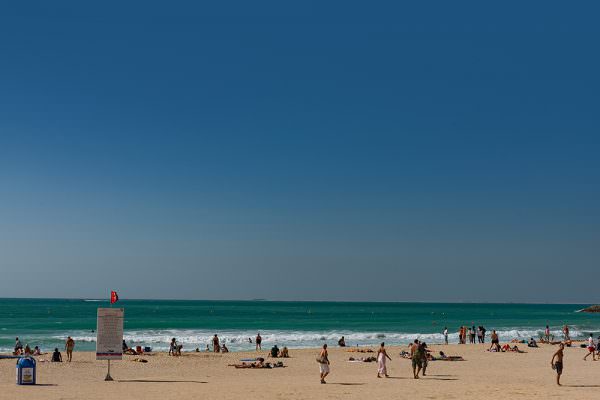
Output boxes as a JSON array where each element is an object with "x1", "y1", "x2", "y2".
[{"x1": 16, "y1": 357, "x2": 36, "y2": 385}]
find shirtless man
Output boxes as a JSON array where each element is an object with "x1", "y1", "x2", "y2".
[
  {"x1": 65, "y1": 336, "x2": 75, "y2": 362},
  {"x1": 489, "y1": 330, "x2": 500, "y2": 352},
  {"x1": 318, "y1": 344, "x2": 330, "y2": 384},
  {"x1": 551, "y1": 343, "x2": 564, "y2": 386}
]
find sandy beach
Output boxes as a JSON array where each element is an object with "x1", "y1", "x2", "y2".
[{"x1": 2, "y1": 343, "x2": 599, "y2": 399}]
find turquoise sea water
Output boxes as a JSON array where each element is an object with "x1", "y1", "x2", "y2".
[{"x1": 1, "y1": 299, "x2": 599, "y2": 353}]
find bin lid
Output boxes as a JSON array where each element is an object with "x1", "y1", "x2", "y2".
[{"x1": 17, "y1": 357, "x2": 36, "y2": 367}]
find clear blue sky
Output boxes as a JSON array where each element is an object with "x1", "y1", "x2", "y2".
[{"x1": 1, "y1": 1, "x2": 598, "y2": 302}]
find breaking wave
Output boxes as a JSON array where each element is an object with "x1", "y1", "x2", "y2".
[{"x1": 35, "y1": 327, "x2": 585, "y2": 352}]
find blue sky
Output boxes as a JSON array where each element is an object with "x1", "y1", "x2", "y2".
[{"x1": 1, "y1": 1, "x2": 598, "y2": 302}]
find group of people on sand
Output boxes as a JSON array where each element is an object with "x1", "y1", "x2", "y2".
[
  {"x1": 454, "y1": 325, "x2": 487, "y2": 344},
  {"x1": 13, "y1": 336, "x2": 75, "y2": 362}
]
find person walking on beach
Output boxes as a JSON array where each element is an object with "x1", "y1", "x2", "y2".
[
  {"x1": 169, "y1": 338, "x2": 177, "y2": 356},
  {"x1": 256, "y1": 333, "x2": 262, "y2": 351},
  {"x1": 443, "y1": 327, "x2": 448, "y2": 345},
  {"x1": 584, "y1": 334, "x2": 596, "y2": 361},
  {"x1": 65, "y1": 336, "x2": 75, "y2": 362},
  {"x1": 551, "y1": 343, "x2": 564, "y2": 386},
  {"x1": 318, "y1": 344, "x2": 330, "y2": 384},
  {"x1": 420, "y1": 343, "x2": 429, "y2": 376},
  {"x1": 412, "y1": 342, "x2": 426, "y2": 379},
  {"x1": 562, "y1": 325, "x2": 570, "y2": 341},
  {"x1": 376, "y1": 342, "x2": 392, "y2": 378}
]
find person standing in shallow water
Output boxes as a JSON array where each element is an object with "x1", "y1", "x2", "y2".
[
  {"x1": 443, "y1": 327, "x2": 448, "y2": 345},
  {"x1": 551, "y1": 343, "x2": 564, "y2": 386},
  {"x1": 213, "y1": 334, "x2": 220, "y2": 352},
  {"x1": 318, "y1": 344, "x2": 330, "y2": 384},
  {"x1": 376, "y1": 342, "x2": 392, "y2": 378},
  {"x1": 256, "y1": 333, "x2": 262, "y2": 351}
]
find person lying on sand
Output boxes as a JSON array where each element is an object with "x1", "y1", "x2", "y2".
[
  {"x1": 501, "y1": 344, "x2": 526, "y2": 353},
  {"x1": 348, "y1": 356, "x2": 377, "y2": 362},
  {"x1": 435, "y1": 351, "x2": 464, "y2": 361},
  {"x1": 228, "y1": 359, "x2": 285, "y2": 369},
  {"x1": 346, "y1": 348, "x2": 374, "y2": 353}
]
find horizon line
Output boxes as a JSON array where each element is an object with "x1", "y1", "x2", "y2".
[{"x1": 0, "y1": 296, "x2": 593, "y2": 306}]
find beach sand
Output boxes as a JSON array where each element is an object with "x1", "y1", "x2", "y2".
[{"x1": 1, "y1": 343, "x2": 599, "y2": 399}]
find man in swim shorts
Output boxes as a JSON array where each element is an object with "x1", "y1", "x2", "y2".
[
  {"x1": 318, "y1": 344, "x2": 330, "y2": 384},
  {"x1": 551, "y1": 343, "x2": 564, "y2": 386}
]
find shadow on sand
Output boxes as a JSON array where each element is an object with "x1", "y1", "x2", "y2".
[
  {"x1": 118, "y1": 379, "x2": 208, "y2": 384},
  {"x1": 328, "y1": 383, "x2": 365, "y2": 386},
  {"x1": 564, "y1": 384, "x2": 600, "y2": 388}
]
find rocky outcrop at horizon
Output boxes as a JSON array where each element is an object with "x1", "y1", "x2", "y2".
[{"x1": 580, "y1": 305, "x2": 600, "y2": 313}]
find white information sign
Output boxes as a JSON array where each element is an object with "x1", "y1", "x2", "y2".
[{"x1": 96, "y1": 308, "x2": 124, "y2": 360}]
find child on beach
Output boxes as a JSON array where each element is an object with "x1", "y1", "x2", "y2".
[{"x1": 583, "y1": 334, "x2": 596, "y2": 361}]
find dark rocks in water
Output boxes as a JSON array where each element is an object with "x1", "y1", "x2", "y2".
[{"x1": 580, "y1": 305, "x2": 600, "y2": 313}]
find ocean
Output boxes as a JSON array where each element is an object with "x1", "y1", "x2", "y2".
[{"x1": 1, "y1": 299, "x2": 598, "y2": 353}]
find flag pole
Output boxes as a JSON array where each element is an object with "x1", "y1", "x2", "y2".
[{"x1": 105, "y1": 290, "x2": 114, "y2": 381}]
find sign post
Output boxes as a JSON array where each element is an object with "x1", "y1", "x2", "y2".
[{"x1": 96, "y1": 308, "x2": 124, "y2": 381}]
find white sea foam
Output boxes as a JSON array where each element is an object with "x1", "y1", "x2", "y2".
[{"x1": 40, "y1": 327, "x2": 586, "y2": 352}]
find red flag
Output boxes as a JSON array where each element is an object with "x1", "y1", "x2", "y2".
[{"x1": 110, "y1": 291, "x2": 119, "y2": 304}]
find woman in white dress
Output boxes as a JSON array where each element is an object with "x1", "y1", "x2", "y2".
[{"x1": 377, "y1": 342, "x2": 392, "y2": 378}]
